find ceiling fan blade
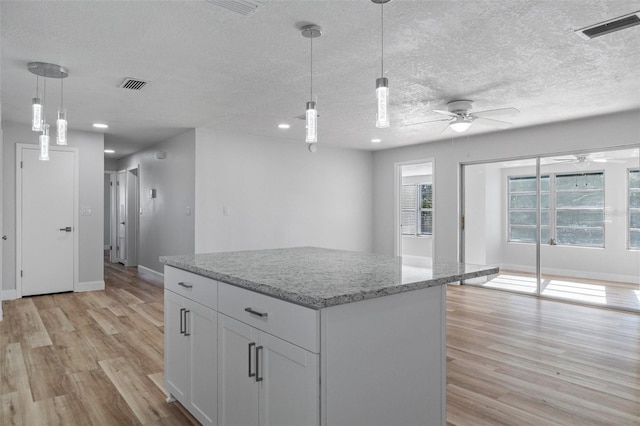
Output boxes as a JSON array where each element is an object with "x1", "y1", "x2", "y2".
[
  {"x1": 473, "y1": 117, "x2": 513, "y2": 129},
  {"x1": 401, "y1": 118, "x2": 452, "y2": 127},
  {"x1": 431, "y1": 109, "x2": 458, "y2": 117},
  {"x1": 472, "y1": 107, "x2": 520, "y2": 118}
]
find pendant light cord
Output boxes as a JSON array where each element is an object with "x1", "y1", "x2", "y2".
[
  {"x1": 43, "y1": 77, "x2": 47, "y2": 127},
  {"x1": 381, "y1": 1, "x2": 384, "y2": 77},
  {"x1": 310, "y1": 35, "x2": 313, "y2": 101},
  {"x1": 60, "y1": 78, "x2": 64, "y2": 108}
]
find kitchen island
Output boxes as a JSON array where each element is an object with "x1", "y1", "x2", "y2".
[{"x1": 160, "y1": 247, "x2": 498, "y2": 426}]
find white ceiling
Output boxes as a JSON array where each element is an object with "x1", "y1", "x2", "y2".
[{"x1": 2, "y1": 1, "x2": 640, "y2": 159}]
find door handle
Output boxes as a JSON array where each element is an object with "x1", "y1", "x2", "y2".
[
  {"x1": 120, "y1": 221, "x2": 125, "y2": 225},
  {"x1": 59, "y1": 227, "x2": 72, "y2": 232},
  {"x1": 2, "y1": 235, "x2": 7, "y2": 241},
  {"x1": 179, "y1": 308, "x2": 185, "y2": 334}
]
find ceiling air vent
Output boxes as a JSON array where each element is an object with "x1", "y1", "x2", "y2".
[
  {"x1": 575, "y1": 11, "x2": 640, "y2": 39},
  {"x1": 206, "y1": 0, "x2": 260, "y2": 16},
  {"x1": 119, "y1": 78, "x2": 149, "y2": 91}
]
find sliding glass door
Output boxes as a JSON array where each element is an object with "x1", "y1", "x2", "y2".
[{"x1": 462, "y1": 147, "x2": 640, "y2": 311}]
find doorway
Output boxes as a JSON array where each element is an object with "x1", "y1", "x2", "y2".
[
  {"x1": 461, "y1": 147, "x2": 640, "y2": 311},
  {"x1": 16, "y1": 144, "x2": 79, "y2": 297},
  {"x1": 115, "y1": 167, "x2": 139, "y2": 267},
  {"x1": 396, "y1": 160, "x2": 434, "y2": 259}
]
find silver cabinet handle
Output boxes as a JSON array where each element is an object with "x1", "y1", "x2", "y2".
[
  {"x1": 244, "y1": 307, "x2": 268, "y2": 318},
  {"x1": 178, "y1": 282, "x2": 193, "y2": 289},
  {"x1": 179, "y1": 308, "x2": 185, "y2": 335},
  {"x1": 255, "y1": 345, "x2": 264, "y2": 382},
  {"x1": 248, "y1": 342, "x2": 256, "y2": 378}
]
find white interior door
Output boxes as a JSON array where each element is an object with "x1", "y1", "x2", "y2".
[
  {"x1": 19, "y1": 146, "x2": 76, "y2": 296},
  {"x1": 116, "y1": 171, "x2": 127, "y2": 263}
]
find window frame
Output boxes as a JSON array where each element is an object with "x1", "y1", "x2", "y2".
[
  {"x1": 401, "y1": 183, "x2": 433, "y2": 237},
  {"x1": 629, "y1": 168, "x2": 640, "y2": 250}
]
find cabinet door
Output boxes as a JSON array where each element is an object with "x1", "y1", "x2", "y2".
[
  {"x1": 187, "y1": 299, "x2": 218, "y2": 426},
  {"x1": 259, "y1": 333, "x2": 319, "y2": 426},
  {"x1": 218, "y1": 314, "x2": 260, "y2": 426},
  {"x1": 164, "y1": 290, "x2": 189, "y2": 401}
]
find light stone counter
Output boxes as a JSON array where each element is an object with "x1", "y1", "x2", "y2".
[{"x1": 160, "y1": 247, "x2": 498, "y2": 309}]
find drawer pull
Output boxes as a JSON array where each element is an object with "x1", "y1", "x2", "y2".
[
  {"x1": 244, "y1": 307, "x2": 268, "y2": 318},
  {"x1": 178, "y1": 281, "x2": 193, "y2": 289}
]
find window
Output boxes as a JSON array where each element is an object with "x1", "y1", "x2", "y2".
[
  {"x1": 508, "y1": 175, "x2": 549, "y2": 243},
  {"x1": 508, "y1": 172, "x2": 604, "y2": 247},
  {"x1": 630, "y1": 169, "x2": 640, "y2": 249},
  {"x1": 401, "y1": 184, "x2": 433, "y2": 236}
]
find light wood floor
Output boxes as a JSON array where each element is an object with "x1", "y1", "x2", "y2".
[
  {"x1": 447, "y1": 284, "x2": 640, "y2": 425},
  {"x1": 473, "y1": 270, "x2": 640, "y2": 311},
  {"x1": 1, "y1": 262, "x2": 638, "y2": 425}
]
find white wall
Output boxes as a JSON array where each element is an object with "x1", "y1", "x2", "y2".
[
  {"x1": 118, "y1": 129, "x2": 196, "y2": 274},
  {"x1": 372, "y1": 109, "x2": 640, "y2": 279},
  {"x1": 195, "y1": 129, "x2": 373, "y2": 254},
  {"x1": 2, "y1": 121, "x2": 104, "y2": 296}
]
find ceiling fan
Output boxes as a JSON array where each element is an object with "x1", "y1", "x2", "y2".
[
  {"x1": 405, "y1": 100, "x2": 519, "y2": 133},
  {"x1": 551, "y1": 153, "x2": 628, "y2": 164}
]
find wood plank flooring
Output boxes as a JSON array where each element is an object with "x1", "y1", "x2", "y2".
[
  {"x1": 1, "y1": 260, "x2": 638, "y2": 425},
  {"x1": 446, "y1": 284, "x2": 640, "y2": 426},
  {"x1": 0, "y1": 261, "x2": 197, "y2": 425}
]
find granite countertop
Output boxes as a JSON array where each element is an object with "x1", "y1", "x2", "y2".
[{"x1": 160, "y1": 247, "x2": 499, "y2": 309}]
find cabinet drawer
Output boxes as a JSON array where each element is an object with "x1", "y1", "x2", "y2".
[
  {"x1": 218, "y1": 282, "x2": 319, "y2": 353},
  {"x1": 165, "y1": 266, "x2": 218, "y2": 309}
]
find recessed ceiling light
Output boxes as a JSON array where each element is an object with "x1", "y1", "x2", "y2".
[
  {"x1": 104, "y1": 149, "x2": 115, "y2": 154},
  {"x1": 93, "y1": 123, "x2": 109, "y2": 129},
  {"x1": 371, "y1": 138, "x2": 382, "y2": 143},
  {"x1": 278, "y1": 123, "x2": 290, "y2": 129}
]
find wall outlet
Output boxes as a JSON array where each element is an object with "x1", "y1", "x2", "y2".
[{"x1": 81, "y1": 207, "x2": 92, "y2": 215}]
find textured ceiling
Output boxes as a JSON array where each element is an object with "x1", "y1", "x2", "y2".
[{"x1": 2, "y1": 0, "x2": 640, "y2": 158}]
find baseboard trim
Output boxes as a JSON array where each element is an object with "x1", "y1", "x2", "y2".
[
  {"x1": 76, "y1": 280, "x2": 105, "y2": 292},
  {"x1": 1, "y1": 289, "x2": 18, "y2": 301},
  {"x1": 138, "y1": 265, "x2": 164, "y2": 284}
]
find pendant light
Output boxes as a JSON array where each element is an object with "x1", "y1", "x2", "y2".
[
  {"x1": 27, "y1": 62, "x2": 69, "y2": 157},
  {"x1": 32, "y1": 75, "x2": 43, "y2": 132},
  {"x1": 301, "y1": 25, "x2": 322, "y2": 145},
  {"x1": 373, "y1": 0, "x2": 391, "y2": 128},
  {"x1": 57, "y1": 79, "x2": 67, "y2": 145},
  {"x1": 39, "y1": 123, "x2": 50, "y2": 161}
]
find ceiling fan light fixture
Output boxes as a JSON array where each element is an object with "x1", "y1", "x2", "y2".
[{"x1": 450, "y1": 117, "x2": 472, "y2": 133}]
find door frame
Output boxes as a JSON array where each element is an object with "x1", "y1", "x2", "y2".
[
  {"x1": 105, "y1": 170, "x2": 117, "y2": 263},
  {"x1": 394, "y1": 158, "x2": 435, "y2": 257},
  {"x1": 16, "y1": 143, "x2": 79, "y2": 298}
]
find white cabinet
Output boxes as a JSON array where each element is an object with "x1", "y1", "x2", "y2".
[
  {"x1": 164, "y1": 268, "x2": 218, "y2": 426},
  {"x1": 217, "y1": 306, "x2": 319, "y2": 426}
]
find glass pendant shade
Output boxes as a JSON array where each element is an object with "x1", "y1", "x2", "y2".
[
  {"x1": 56, "y1": 109, "x2": 68, "y2": 145},
  {"x1": 376, "y1": 77, "x2": 389, "y2": 128},
  {"x1": 39, "y1": 124, "x2": 50, "y2": 161},
  {"x1": 305, "y1": 101, "x2": 318, "y2": 143},
  {"x1": 32, "y1": 98, "x2": 43, "y2": 132}
]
